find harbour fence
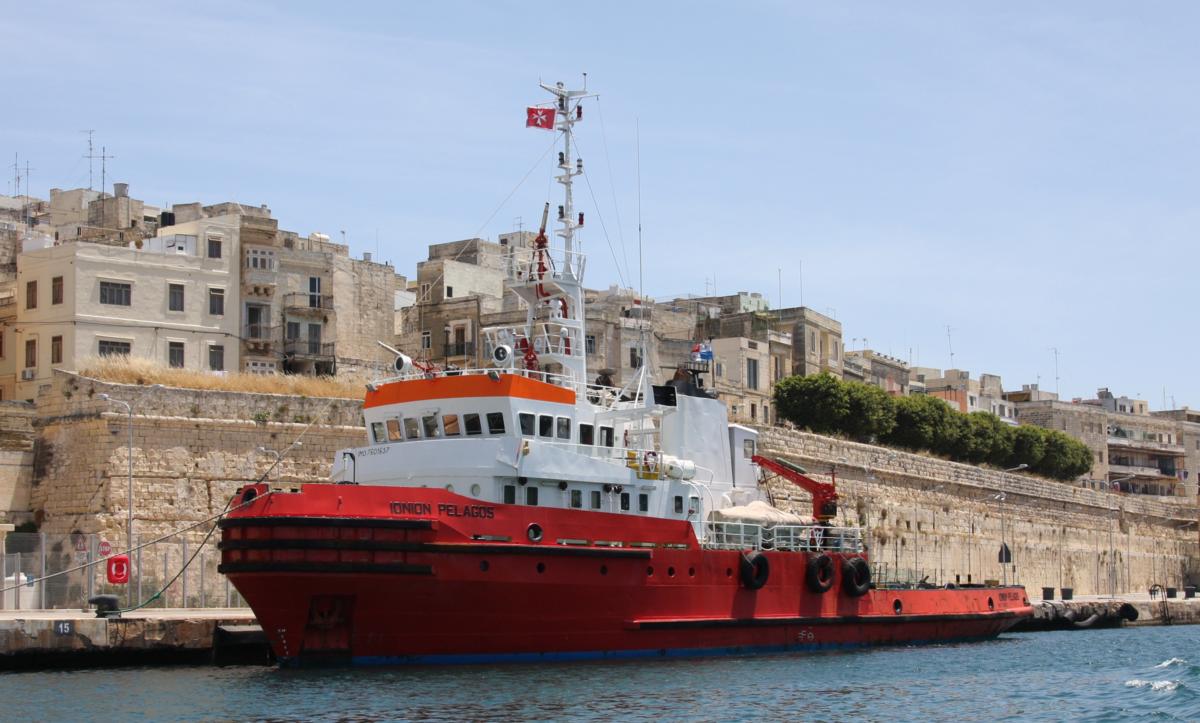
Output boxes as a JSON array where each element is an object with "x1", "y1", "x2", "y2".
[{"x1": 0, "y1": 532, "x2": 244, "y2": 611}]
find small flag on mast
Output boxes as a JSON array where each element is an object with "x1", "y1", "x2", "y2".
[{"x1": 526, "y1": 107, "x2": 556, "y2": 130}]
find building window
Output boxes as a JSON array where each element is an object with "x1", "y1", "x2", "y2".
[
  {"x1": 747, "y1": 358, "x2": 759, "y2": 390},
  {"x1": 50, "y1": 335, "x2": 62, "y2": 364},
  {"x1": 51, "y1": 276, "x2": 63, "y2": 305},
  {"x1": 98, "y1": 340, "x2": 131, "y2": 357},
  {"x1": 209, "y1": 288, "x2": 224, "y2": 315},
  {"x1": 629, "y1": 347, "x2": 641, "y2": 368},
  {"x1": 209, "y1": 345, "x2": 225, "y2": 371},
  {"x1": 245, "y1": 360, "x2": 276, "y2": 374},
  {"x1": 585, "y1": 335, "x2": 596, "y2": 355},
  {"x1": 715, "y1": 362, "x2": 723, "y2": 378},
  {"x1": 168, "y1": 341, "x2": 185, "y2": 368},
  {"x1": 24, "y1": 339, "x2": 36, "y2": 368},
  {"x1": 99, "y1": 281, "x2": 132, "y2": 306},
  {"x1": 168, "y1": 283, "x2": 184, "y2": 312},
  {"x1": 420, "y1": 283, "x2": 431, "y2": 300},
  {"x1": 207, "y1": 237, "x2": 222, "y2": 259},
  {"x1": 751, "y1": 403, "x2": 757, "y2": 420},
  {"x1": 25, "y1": 280, "x2": 36, "y2": 310},
  {"x1": 246, "y1": 247, "x2": 275, "y2": 270},
  {"x1": 286, "y1": 322, "x2": 300, "y2": 340},
  {"x1": 421, "y1": 331, "x2": 431, "y2": 349},
  {"x1": 445, "y1": 286, "x2": 454, "y2": 298}
]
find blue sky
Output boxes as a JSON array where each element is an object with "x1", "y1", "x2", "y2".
[{"x1": 5, "y1": 2, "x2": 1198, "y2": 408}]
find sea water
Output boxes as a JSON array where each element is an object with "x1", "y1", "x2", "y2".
[{"x1": 2, "y1": 626, "x2": 1198, "y2": 721}]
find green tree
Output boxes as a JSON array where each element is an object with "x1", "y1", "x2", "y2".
[
  {"x1": 773, "y1": 372, "x2": 850, "y2": 434},
  {"x1": 884, "y1": 394, "x2": 959, "y2": 452},
  {"x1": 1036, "y1": 429, "x2": 1094, "y2": 480},
  {"x1": 1008, "y1": 425, "x2": 1047, "y2": 470},
  {"x1": 843, "y1": 382, "x2": 897, "y2": 442}
]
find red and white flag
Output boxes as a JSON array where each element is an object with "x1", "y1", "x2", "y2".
[{"x1": 526, "y1": 106, "x2": 556, "y2": 130}]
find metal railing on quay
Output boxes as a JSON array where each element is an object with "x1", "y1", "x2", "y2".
[{"x1": 0, "y1": 532, "x2": 245, "y2": 611}]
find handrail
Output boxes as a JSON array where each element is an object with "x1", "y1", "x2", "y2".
[{"x1": 371, "y1": 367, "x2": 632, "y2": 408}]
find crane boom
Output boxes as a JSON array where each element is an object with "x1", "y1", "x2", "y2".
[{"x1": 751, "y1": 455, "x2": 839, "y2": 522}]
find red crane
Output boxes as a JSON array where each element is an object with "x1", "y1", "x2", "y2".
[{"x1": 751, "y1": 455, "x2": 839, "y2": 523}]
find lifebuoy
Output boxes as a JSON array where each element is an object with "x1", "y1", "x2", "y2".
[
  {"x1": 842, "y1": 556, "x2": 871, "y2": 597},
  {"x1": 806, "y1": 553, "x2": 835, "y2": 593},
  {"x1": 739, "y1": 551, "x2": 769, "y2": 590}
]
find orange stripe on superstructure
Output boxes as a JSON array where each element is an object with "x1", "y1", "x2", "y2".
[{"x1": 364, "y1": 373, "x2": 576, "y2": 408}]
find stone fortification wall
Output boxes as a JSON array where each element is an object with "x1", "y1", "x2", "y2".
[
  {"x1": 757, "y1": 429, "x2": 1199, "y2": 596},
  {"x1": 30, "y1": 372, "x2": 365, "y2": 543},
  {"x1": 0, "y1": 401, "x2": 34, "y2": 523}
]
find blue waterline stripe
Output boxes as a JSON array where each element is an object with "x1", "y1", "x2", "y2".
[{"x1": 279, "y1": 635, "x2": 1001, "y2": 667}]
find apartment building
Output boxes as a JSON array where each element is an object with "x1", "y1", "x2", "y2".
[
  {"x1": 843, "y1": 349, "x2": 910, "y2": 396},
  {"x1": 14, "y1": 222, "x2": 241, "y2": 400},
  {"x1": 709, "y1": 336, "x2": 780, "y2": 425}
]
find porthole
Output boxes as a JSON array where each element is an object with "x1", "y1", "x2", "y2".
[
  {"x1": 536, "y1": 562, "x2": 546, "y2": 574},
  {"x1": 445, "y1": 484, "x2": 454, "y2": 493},
  {"x1": 646, "y1": 566, "x2": 654, "y2": 577},
  {"x1": 688, "y1": 567, "x2": 696, "y2": 577},
  {"x1": 527, "y1": 523, "x2": 543, "y2": 543},
  {"x1": 470, "y1": 483, "x2": 481, "y2": 497},
  {"x1": 726, "y1": 568, "x2": 733, "y2": 577},
  {"x1": 988, "y1": 597, "x2": 995, "y2": 611},
  {"x1": 600, "y1": 565, "x2": 608, "y2": 576},
  {"x1": 479, "y1": 560, "x2": 489, "y2": 572},
  {"x1": 668, "y1": 567, "x2": 676, "y2": 578},
  {"x1": 893, "y1": 599, "x2": 903, "y2": 615}
]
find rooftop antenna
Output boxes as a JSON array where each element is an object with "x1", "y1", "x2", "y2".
[
  {"x1": 799, "y1": 260, "x2": 805, "y2": 307},
  {"x1": 946, "y1": 325, "x2": 955, "y2": 368},
  {"x1": 1049, "y1": 346, "x2": 1060, "y2": 397},
  {"x1": 81, "y1": 130, "x2": 96, "y2": 190},
  {"x1": 98, "y1": 145, "x2": 115, "y2": 198}
]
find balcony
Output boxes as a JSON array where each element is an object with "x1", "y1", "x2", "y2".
[
  {"x1": 1107, "y1": 435, "x2": 1184, "y2": 456},
  {"x1": 283, "y1": 292, "x2": 334, "y2": 315},
  {"x1": 284, "y1": 339, "x2": 335, "y2": 359},
  {"x1": 1108, "y1": 462, "x2": 1176, "y2": 480},
  {"x1": 443, "y1": 341, "x2": 476, "y2": 358},
  {"x1": 243, "y1": 324, "x2": 279, "y2": 351}
]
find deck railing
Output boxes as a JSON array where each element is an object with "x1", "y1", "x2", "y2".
[{"x1": 703, "y1": 521, "x2": 865, "y2": 554}]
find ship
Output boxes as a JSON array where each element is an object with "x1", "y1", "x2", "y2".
[{"x1": 218, "y1": 78, "x2": 1033, "y2": 666}]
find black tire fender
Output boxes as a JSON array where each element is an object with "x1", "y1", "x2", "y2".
[
  {"x1": 739, "y1": 551, "x2": 769, "y2": 590},
  {"x1": 806, "y1": 553, "x2": 835, "y2": 594},
  {"x1": 842, "y1": 556, "x2": 872, "y2": 597}
]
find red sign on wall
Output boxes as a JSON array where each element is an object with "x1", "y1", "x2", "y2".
[
  {"x1": 98, "y1": 540, "x2": 112, "y2": 557},
  {"x1": 106, "y1": 555, "x2": 130, "y2": 585}
]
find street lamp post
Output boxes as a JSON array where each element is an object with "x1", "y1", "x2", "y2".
[
  {"x1": 99, "y1": 384, "x2": 164, "y2": 556},
  {"x1": 992, "y1": 464, "x2": 1026, "y2": 588}
]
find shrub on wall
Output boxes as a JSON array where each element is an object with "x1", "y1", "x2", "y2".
[{"x1": 773, "y1": 373, "x2": 1093, "y2": 481}]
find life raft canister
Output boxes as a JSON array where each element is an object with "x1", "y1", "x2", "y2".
[
  {"x1": 739, "y1": 551, "x2": 769, "y2": 590},
  {"x1": 842, "y1": 556, "x2": 872, "y2": 597},
  {"x1": 806, "y1": 553, "x2": 835, "y2": 593}
]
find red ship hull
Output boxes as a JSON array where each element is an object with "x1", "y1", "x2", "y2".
[{"x1": 219, "y1": 484, "x2": 1032, "y2": 665}]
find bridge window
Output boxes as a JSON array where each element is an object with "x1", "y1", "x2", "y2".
[
  {"x1": 371, "y1": 422, "x2": 386, "y2": 444},
  {"x1": 743, "y1": 439, "x2": 756, "y2": 458},
  {"x1": 590, "y1": 490, "x2": 602, "y2": 509},
  {"x1": 579, "y1": 424, "x2": 594, "y2": 445},
  {"x1": 600, "y1": 426, "x2": 615, "y2": 447},
  {"x1": 464, "y1": 413, "x2": 482, "y2": 436},
  {"x1": 674, "y1": 495, "x2": 684, "y2": 514},
  {"x1": 503, "y1": 485, "x2": 516, "y2": 504},
  {"x1": 570, "y1": 490, "x2": 582, "y2": 508},
  {"x1": 620, "y1": 492, "x2": 630, "y2": 511},
  {"x1": 519, "y1": 413, "x2": 535, "y2": 436},
  {"x1": 525, "y1": 486, "x2": 539, "y2": 505},
  {"x1": 639, "y1": 493, "x2": 649, "y2": 512},
  {"x1": 385, "y1": 419, "x2": 402, "y2": 442},
  {"x1": 442, "y1": 415, "x2": 460, "y2": 436},
  {"x1": 403, "y1": 418, "x2": 420, "y2": 440},
  {"x1": 487, "y1": 412, "x2": 506, "y2": 435},
  {"x1": 556, "y1": 417, "x2": 571, "y2": 440},
  {"x1": 422, "y1": 415, "x2": 440, "y2": 438},
  {"x1": 539, "y1": 415, "x2": 554, "y2": 438}
]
